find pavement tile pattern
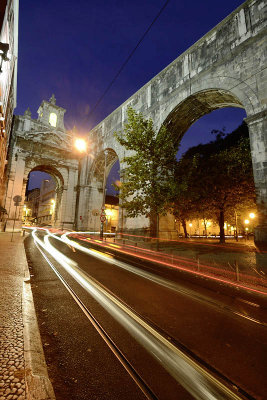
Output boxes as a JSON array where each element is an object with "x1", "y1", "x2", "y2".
[
  {"x1": 0, "y1": 234, "x2": 27, "y2": 400},
  {"x1": 0, "y1": 278, "x2": 25, "y2": 399}
]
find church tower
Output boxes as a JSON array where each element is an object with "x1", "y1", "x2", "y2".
[{"x1": 37, "y1": 94, "x2": 66, "y2": 131}]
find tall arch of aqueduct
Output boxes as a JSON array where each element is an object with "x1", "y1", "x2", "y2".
[{"x1": 5, "y1": 0, "x2": 267, "y2": 247}]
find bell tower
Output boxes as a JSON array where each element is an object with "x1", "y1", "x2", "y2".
[{"x1": 37, "y1": 94, "x2": 66, "y2": 131}]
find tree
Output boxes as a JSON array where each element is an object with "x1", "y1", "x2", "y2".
[
  {"x1": 114, "y1": 107, "x2": 177, "y2": 238},
  {"x1": 172, "y1": 123, "x2": 255, "y2": 243}
]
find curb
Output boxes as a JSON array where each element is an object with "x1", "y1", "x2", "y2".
[{"x1": 22, "y1": 236, "x2": 56, "y2": 400}]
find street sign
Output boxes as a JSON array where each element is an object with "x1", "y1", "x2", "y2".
[
  {"x1": 13, "y1": 195, "x2": 22, "y2": 203},
  {"x1": 100, "y1": 215, "x2": 106, "y2": 223}
]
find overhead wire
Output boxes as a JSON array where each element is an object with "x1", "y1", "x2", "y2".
[{"x1": 86, "y1": 0, "x2": 170, "y2": 121}]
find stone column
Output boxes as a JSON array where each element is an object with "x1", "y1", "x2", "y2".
[
  {"x1": 59, "y1": 168, "x2": 77, "y2": 230},
  {"x1": 246, "y1": 110, "x2": 267, "y2": 250},
  {"x1": 4, "y1": 155, "x2": 25, "y2": 232}
]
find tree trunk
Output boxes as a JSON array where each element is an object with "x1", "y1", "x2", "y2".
[
  {"x1": 150, "y1": 212, "x2": 159, "y2": 250},
  {"x1": 182, "y1": 219, "x2": 188, "y2": 238},
  {"x1": 150, "y1": 212, "x2": 157, "y2": 237},
  {"x1": 156, "y1": 214, "x2": 159, "y2": 251},
  {"x1": 203, "y1": 218, "x2": 207, "y2": 237},
  {"x1": 234, "y1": 210, "x2": 238, "y2": 242},
  {"x1": 219, "y1": 210, "x2": 225, "y2": 244}
]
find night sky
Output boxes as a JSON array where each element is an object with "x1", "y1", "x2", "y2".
[{"x1": 19, "y1": 0, "x2": 246, "y2": 191}]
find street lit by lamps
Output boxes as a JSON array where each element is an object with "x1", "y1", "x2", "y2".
[{"x1": 74, "y1": 137, "x2": 88, "y2": 231}]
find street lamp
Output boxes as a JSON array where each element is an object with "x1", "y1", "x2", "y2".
[
  {"x1": 74, "y1": 137, "x2": 87, "y2": 231},
  {"x1": 249, "y1": 213, "x2": 255, "y2": 219},
  {"x1": 189, "y1": 222, "x2": 192, "y2": 237},
  {"x1": 75, "y1": 138, "x2": 87, "y2": 153}
]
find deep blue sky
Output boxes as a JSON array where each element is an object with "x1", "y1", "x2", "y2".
[{"x1": 21, "y1": 0, "x2": 246, "y2": 190}]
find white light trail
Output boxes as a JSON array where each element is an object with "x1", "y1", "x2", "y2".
[{"x1": 32, "y1": 229, "x2": 242, "y2": 400}]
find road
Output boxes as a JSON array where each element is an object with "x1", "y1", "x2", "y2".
[{"x1": 24, "y1": 229, "x2": 267, "y2": 400}]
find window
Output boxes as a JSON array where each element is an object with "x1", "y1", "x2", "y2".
[{"x1": 49, "y1": 112, "x2": 57, "y2": 127}]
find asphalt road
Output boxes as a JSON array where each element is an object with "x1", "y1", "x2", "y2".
[{"x1": 24, "y1": 231, "x2": 267, "y2": 400}]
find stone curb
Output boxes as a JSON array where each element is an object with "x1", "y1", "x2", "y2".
[{"x1": 22, "y1": 237, "x2": 56, "y2": 400}]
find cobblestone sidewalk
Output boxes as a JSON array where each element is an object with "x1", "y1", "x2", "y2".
[{"x1": 0, "y1": 233, "x2": 55, "y2": 400}]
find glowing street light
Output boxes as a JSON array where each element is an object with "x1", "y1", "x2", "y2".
[
  {"x1": 105, "y1": 209, "x2": 113, "y2": 217},
  {"x1": 244, "y1": 219, "x2": 250, "y2": 225},
  {"x1": 189, "y1": 222, "x2": 192, "y2": 237},
  {"x1": 74, "y1": 138, "x2": 87, "y2": 153},
  {"x1": 249, "y1": 213, "x2": 255, "y2": 219}
]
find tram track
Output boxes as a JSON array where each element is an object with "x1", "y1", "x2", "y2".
[
  {"x1": 60, "y1": 232, "x2": 267, "y2": 327},
  {"x1": 31, "y1": 229, "x2": 257, "y2": 400},
  {"x1": 34, "y1": 240, "x2": 158, "y2": 400}
]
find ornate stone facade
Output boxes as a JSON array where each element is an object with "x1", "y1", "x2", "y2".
[{"x1": 4, "y1": 95, "x2": 79, "y2": 231}]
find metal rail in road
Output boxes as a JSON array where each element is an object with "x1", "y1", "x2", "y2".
[{"x1": 32, "y1": 229, "x2": 255, "y2": 400}]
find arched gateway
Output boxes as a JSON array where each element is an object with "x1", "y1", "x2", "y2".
[
  {"x1": 4, "y1": 95, "x2": 79, "y2": 231},
  {"x1": 5, "y1": 0, "x2": 267, "y2": 248}
]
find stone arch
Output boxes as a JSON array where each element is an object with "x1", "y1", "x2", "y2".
[
  {"x1": 24, "y1": 164, "x2": 65, "y2": 226},
  {"x1": 84, "y1": 148, "x2": 121, "y2": 232},
  {"x1": 89, "y1": 148, "x2": 119, "y2": 187},
  {"x1": 27, "y1": 164, "x2": 64, "y2": 190},
  {"x1": 161, "y1": 88, "x2": 246, "y2": 144},
  {"x1": 159, "y1": 86, "x2": 267, "y2": 247}
]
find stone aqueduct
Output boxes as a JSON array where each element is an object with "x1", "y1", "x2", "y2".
[{"x1": 4, "y1": 0, "x2": 267, "y2": 246}]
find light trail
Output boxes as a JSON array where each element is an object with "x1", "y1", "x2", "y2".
[
  {"x1": 32, "y1": 230, "x2": 245, "y2": 400},
  {"x1": 59, "y1": 233, "x2": 267, "y2": 326},
  {"x1": 73, "y1": 233, "x2": 266, "y2": 288},
  {"x1": 63, "y1": 232, "x2": 267, "y2": 296},
  {"x1": 112, "y1": 232, "x2": 260, "y2": 252},
  {"x1": 32, "y1": 229, "x2": 266, "y2": 325}
]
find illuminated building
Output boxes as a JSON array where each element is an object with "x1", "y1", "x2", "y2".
[
  {"x1": 0, "y1": 0, "x2": 19, "y2": 206},
  {"x1": 37, "y1": 179, "x2": 56, "y2": 225}
]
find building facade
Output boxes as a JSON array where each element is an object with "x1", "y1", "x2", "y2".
[
  {"x1": 37, "y1": 179, "x2": 56, "y2": 225},
  {"x1": 0, "y1": 0, "x2": 19, "y2": 207},
  {"x1": 4, "y1": 95, "x2": 79, "y2": 232},
  {"x1": 23, "y1": 187, "x2": 40, "y2": 224}
]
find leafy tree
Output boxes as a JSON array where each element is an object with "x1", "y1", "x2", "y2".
[
  {"x1": 172, "y1": 123, "x2": 255, "y2": 243},
  {"x1": 114, "y1": 107, "x2": 177, "y2": 238}
]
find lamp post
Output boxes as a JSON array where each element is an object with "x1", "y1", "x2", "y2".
[
  {"x1": 189, "y1": 223, "x2": 192, "y2": 237},
  {"x1": 74, "y1": 138, "x2": 87, "y2": 231}
]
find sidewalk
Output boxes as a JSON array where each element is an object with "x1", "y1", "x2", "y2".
[{"x1": 0, "y1": 232, "x2": 55, "y2": 400}]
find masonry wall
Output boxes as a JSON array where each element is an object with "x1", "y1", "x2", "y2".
[{"x1": 86, "y1": 0, "x2": 266, "y2": 239}]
